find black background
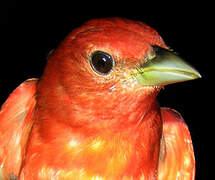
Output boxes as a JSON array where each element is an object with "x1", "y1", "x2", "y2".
[{"x1": 1, "y1": 1, "x2": 212, "y2": 179}]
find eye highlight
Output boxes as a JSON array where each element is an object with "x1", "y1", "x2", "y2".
[{"x1": 90, "y1": 51, "x2": 114, "y2": 75}]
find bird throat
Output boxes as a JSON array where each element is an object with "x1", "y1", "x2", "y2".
[{"x1": 30, "y1": 90, "x2": 162, "y2": 179}]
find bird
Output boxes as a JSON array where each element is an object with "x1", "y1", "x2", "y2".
[{"x1": 0, "y1": 18, "x2": 201, "y2": 180}]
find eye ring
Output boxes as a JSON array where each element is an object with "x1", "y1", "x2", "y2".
[{"x1": 90, "y1": 51, "x2": 115, "y2": 75}]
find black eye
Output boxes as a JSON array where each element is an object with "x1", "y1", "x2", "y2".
[{"x1": 90, "y1": 51, "x2": 114, "y2": 75}]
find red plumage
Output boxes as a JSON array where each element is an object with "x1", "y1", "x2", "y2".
[{"x1": 0, "y1": 18, "x2": 198, "y2": 179}]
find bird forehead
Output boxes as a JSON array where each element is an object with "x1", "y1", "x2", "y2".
[
  {"x1": 88, "y1": 28, "x2": 151, "y2": 59},
  {"x1": 69, "y1": 20, "x2": 164, "y2": 61}
]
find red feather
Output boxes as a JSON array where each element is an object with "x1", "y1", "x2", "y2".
[{"x1": 0, "y1": 18, "x2": 195, "y2": 179}]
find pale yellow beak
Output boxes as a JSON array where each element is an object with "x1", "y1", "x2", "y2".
[{"x1": 133, "y1": 46, "x2": 201, "y2": 86}]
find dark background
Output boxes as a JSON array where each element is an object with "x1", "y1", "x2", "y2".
[{"x1": 1, "y1": 1, "x2": 212, "y2": 179}]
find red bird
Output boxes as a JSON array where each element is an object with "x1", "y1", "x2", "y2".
[{"x1": 0, "y1": 18, "x2": 200, "y2": 180}]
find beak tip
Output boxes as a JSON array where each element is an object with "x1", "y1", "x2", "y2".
[
  {"x1": 197, "y1": 72, "x2": 202, "y2": 79},
  {"x1": 188, "y1": 68, "x2": 202, "y2": 80}
]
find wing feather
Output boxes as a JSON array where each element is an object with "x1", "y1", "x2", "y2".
[
  {"x1": 0, "y1": 79, "x2": 38, "y2": 179},
  {"x1": 158, "y1": 107, "x2": 195, "y2": 180}
]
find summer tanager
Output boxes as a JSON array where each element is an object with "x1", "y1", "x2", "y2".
[{"x1": 0, "y1": 18, "x2": 200, "y2": 180}]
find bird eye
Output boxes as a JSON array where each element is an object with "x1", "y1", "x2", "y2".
[{"x1": 90, "y1": 51, "x2": 114, "y2": 75}]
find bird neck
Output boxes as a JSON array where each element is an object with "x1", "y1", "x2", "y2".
[
  {"x1": 35, "y1": 83, "x2": 161, "y2": 141},
  {"x1": 32, "y1": 88, "x2": 162, "y2": 178}
]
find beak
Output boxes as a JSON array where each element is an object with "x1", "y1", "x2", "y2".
[{"x1": 133, "y1": 46, "x2": 201, "y2": 86}]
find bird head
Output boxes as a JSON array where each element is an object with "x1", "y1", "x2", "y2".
[{"x1": 36, "y1": 18, "x2": 200, "y2": 132}]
